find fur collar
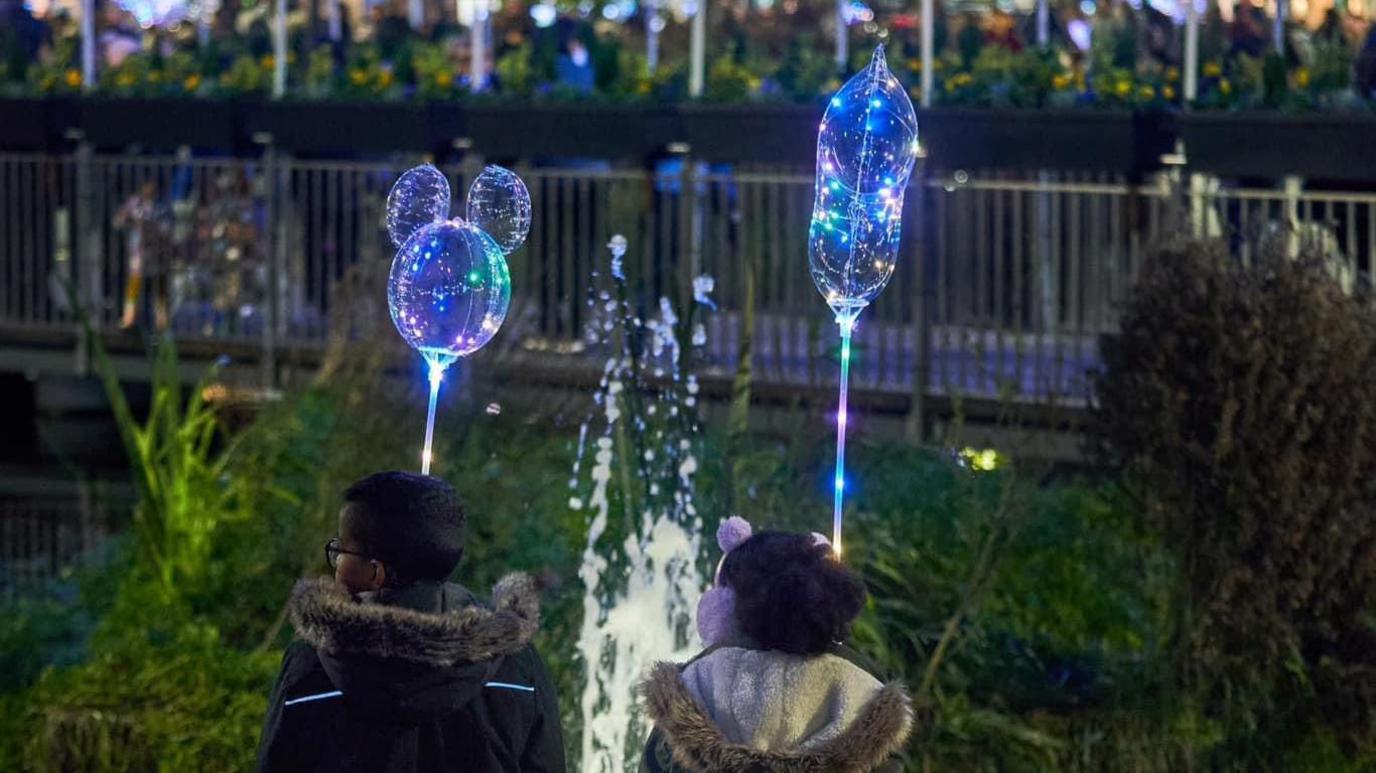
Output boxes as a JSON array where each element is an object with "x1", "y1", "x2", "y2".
[
  {"x1": 643, "y1": 660, "x2": 913, "y2": 773},
  {"x1": 289, "y1": 573, "x2": 539, "y2": 666}
]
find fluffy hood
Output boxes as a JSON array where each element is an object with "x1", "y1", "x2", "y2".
[
  {"x1": 643, "y1": 647, "x2": 914, "y2": 772},
  {"x1": 287, "y1": 574, "x2": 540, "y2": 721},
  {"x1": 289, "y1": 573, "x2": 539, "y2": 666}
]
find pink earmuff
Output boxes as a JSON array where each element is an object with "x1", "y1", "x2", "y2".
[{"x1": 696, "y1": 515, "x2": 753, "y2": 646}]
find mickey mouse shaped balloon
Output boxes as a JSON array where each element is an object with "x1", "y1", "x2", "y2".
[{"x1": 385, "y1": 164, "x2": 531, "y2": 474}]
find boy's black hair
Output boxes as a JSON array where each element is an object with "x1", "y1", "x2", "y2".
[
  {"x1": 720, "y1": 531, "x2": 867, "y2": 655},
  {"x1": 342, "y1": 471, "x2": 466, "y2": 586}
]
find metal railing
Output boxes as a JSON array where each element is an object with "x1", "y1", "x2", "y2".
[
  {"x1": 4, "y1": 148, "x2": 1375, "y2": 411},
  {"x1": 0, "y1": 497, "x2": 109, "y2": 596}
]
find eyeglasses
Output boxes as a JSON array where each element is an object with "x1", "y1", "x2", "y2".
[{"x1": 325, "y1": 538, "x2": 372, "y2": 569}]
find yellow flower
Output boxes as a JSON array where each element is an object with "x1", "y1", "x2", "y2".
[
  {"x1": 636, "y1": 79, "x2": 652, "y2": 95},
  {"x1": 349, "y1": 69, "x2": 367, "y2": 86},
  {"x1": 261, "y1": 55, "x2": 274, "y2": 70},
  {"x1": 1052, "y1": 73, "x2": 1072, "y2": 90},
  {"x1": 1138, "y1": 84, "x2": 1155, "y2": 100},
  {"x1": 1203, "y1": 61, "x2": 1222, "y2": 77},
  {"x1": 1295, "y1": 68, "x2": 1311, "y2": 88},
  {"x1": 1114, "y1": 79, "x2": 1131, "y2": 96},
  {"x1": 64, "y1": 69, "x2": 81, "y2": 88},
  {"x1": 116, "y1": 72, "x2": 136, "y2": 88},
  {"x1": 184, "y1": 74, "x2": 201, "y2": 91},
  {"x1": 1219, "y1": 78, "x2": 1232, "y2": 95},
  {"x1": 436, "y1": 71, "x2": 454, "y2": 88},
  {"x1": 1163, "y1": 84, "x2": 1176, "y2": 100},
  {"x1": 1166, "y1": 66, "x2": 1180, "y2": 82},
  {"x1": 907, "y1": 59, "x2": 920, "y2": 72},
  {"x1": 377, "y1": 70, "x2": 394, "y2": 88}
]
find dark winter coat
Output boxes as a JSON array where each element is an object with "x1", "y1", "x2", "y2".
[
  {"x1": 256, "y1": 573, "x2": 564, "y2": 773},
  {"x1": 639, "y1": 644, "x2": 912, "y2": 773}
]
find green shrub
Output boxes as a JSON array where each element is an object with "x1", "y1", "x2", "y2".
[
  {"x1": 844, "y1": 448, "x2": 1174, "y2": 771},
  {"x1": 14, "y1": 623, "x2": 278, "y2": 773},
  {"x1": 1093, "y1": 240, "x2": 1376, "y2": 764},
  {"x1": 0, "y1": 541, "x2": 130, "y2": 695}
]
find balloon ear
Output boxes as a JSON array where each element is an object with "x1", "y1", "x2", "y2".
[
  {"x1": 466, "y1": 166, "x2": 531, "y2": 255},
  {"x1": 717, "y1": 516, "x2": 753, "y2": 553},
  {"x1": 696, "y1": 586, "x2": 739, "y2": 647},
  {"x1": 387, "y1": 164, "x2": 451, "y2": 248}
]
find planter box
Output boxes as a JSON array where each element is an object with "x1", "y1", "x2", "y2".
[
  {"x1": 679, "y1": 103, "x2": 821, "y2": 164},
  {"x1": 466, "y1": 103, "x2": 678, "y2": 161},
  {"x1": 1181, "y1": 112, "x2": 1376, "y2": 182},
  {"x1": 242, "y1": 100, "x2": 429, "y2": 155},
  {"x1": 428, "y1": 101, "x2": 469, "y2": 154},
  {"x1": 79, "y1": 98, "x2": 241, "y2": 151},
  {"x1": 0, "y1": 98, "x2": 78, "y2": 151},
  {"x1": 919, "y1": 108, "x2": 1175, "y2": 175}
]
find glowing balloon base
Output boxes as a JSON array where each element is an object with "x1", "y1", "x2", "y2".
[
  {"x1": 385, "y1": 164, "x2": 530, "y2": 476},
  {"x1": 809, "y1": 46, "x2": 919, "y2": 555},
  {"x1": 419, "y1": 350, "x2": 459, "y2": 475}
]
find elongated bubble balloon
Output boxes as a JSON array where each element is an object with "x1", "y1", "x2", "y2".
[
  {"x1": 389, "y1": 220, "x2": 511, "y2": 359},
  {"x1": 466, "y1": 166, "x2": 532, "y2": 255},
  {"x1": 809, "y1": 46, "x2": 919, "y2": 559},
  {"x1": 808, "y1": 46, "x2": 920, "y2": 321},
  {"x1": 387, "y1": 164, "x2": 451, "y2": 248}
]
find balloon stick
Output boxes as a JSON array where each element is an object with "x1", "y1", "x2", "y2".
[
  {"x1": 831, "y1": 315, "x2": 854, "y2": 556},
  {"x1": 420, "y1": 353, "x2": 454, "y2": 475}
]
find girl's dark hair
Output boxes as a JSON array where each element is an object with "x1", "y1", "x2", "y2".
[{"x1": 719, "y1": 531, "x2": 867, "y2": 655}]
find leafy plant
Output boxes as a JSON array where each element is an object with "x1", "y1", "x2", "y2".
[
  {"x1": 302, "y1": 48, "x2": 337, "y2": 99},
  {"x1": 414, "y1": 41, "x2": 463, "y2": 100},
  {"x1": 1093, "y1": 239, "x2": 1376, "y2": 764},
  {"x1": 16, "y1": 625, "x2": 278, "y2": 773},
  {"x1": 86, "y1": 330, "x2": 236, "y2": 593},
  {"x1": 704, "y1": 51, "x2": 759, "y2": 103},
  {"x1": 218, "y1": 53, "x2": 270, "y2": 95}
]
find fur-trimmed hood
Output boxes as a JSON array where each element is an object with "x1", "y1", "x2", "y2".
[
  {"x1": 286, "y1": 574, "x2": 540, "y2": 721},
  {"x1": 289, "y1": 573, "x2": 539, "y2": 666},
  {"x1": 642, "y1": 649, "x2": 914, "y2": 773}
]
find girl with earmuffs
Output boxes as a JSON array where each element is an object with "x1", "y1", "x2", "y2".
[{"x1": 639, "y1": 517, "x2": 914, "y2": 773}]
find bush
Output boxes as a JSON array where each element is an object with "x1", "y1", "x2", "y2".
[
  {"x1": 0, "y1": 541, "x2": 129, "y2": 695},
  {"x1": 844, "y1": 448, "x2": 1175, "y2": 771},
  {"x1": 1093, "y1": 240, "x2": 1376, "y2": 762},
  {"x1": 12, "y1": 623, "x2": 278, "y2": 773}
]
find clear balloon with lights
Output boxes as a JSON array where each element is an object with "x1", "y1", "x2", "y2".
[
  {"x1": 386, "y1": 164, "x2": 452, "y2": 249},
  {"x1": 385, "y1": 164, "x2": 530, "y2": 474},
  {"x1": 808, "y1": 46, "x2": 919, "y2": 556},
  {"x1": 389, "y1": 221, "x2": 511, "y2": 359},
  {"x1": 466, "y1": 166, "x2": 532, "y2": 255}
]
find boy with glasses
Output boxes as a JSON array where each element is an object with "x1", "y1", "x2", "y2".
[{"x1": 257, "y1": 471, "x2": 565, "y2": 772}]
